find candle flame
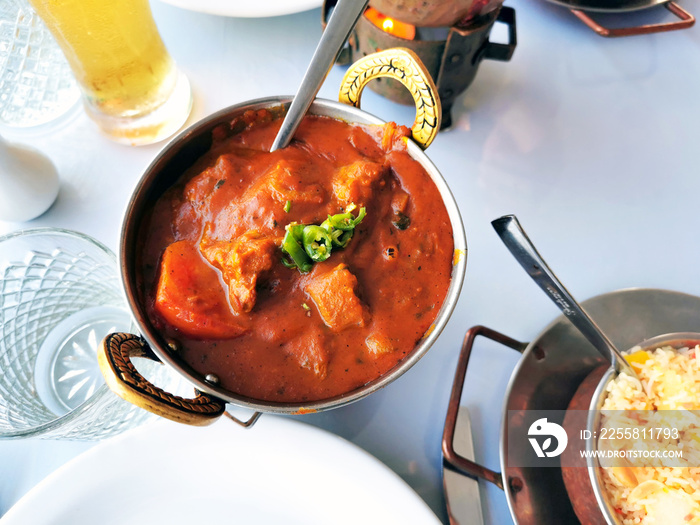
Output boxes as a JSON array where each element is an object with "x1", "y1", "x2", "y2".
[{"x1": 364, "y1": 8, "x2": 416, "y2": 40}]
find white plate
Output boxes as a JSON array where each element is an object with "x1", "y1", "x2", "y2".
[
  {"x1": 157, "y1": 0, "x2": 322, "y2": 18},
  {"x1": 2, "y1": 416, "x2": 440, "y2": 524}
]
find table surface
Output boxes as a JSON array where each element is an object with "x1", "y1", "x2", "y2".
[{"x1": 1, "y1": 1, "x2": 699, "y2": 523}]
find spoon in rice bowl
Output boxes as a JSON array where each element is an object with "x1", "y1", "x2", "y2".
[{"x1": 492, "y1": 214, "x2": 638, "y2": 379}]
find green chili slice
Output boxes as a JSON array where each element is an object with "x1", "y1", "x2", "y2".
[
  {"x1": 282, "y1": 227, "x2": 313, "y2": 272},
  {"x1": 281, "y1": 255, "x2": 297, "y2": 269},
  {"x1": 286, "y1": 223, "x2": 305, "y2": 241},
  {"x1": 328, "y1": 206, "x2": 367, "y2": 231},
  {"x1": 283, "y1": 200, "x2": 291, "y2": 213},
  {"x1": 281, "y1": 206, "x2": 366, "y2": 273},
  {"x1": 302, "y1": 225, "x2": 332, "y2": 262},
  {"x1": 321, "y1": 218, "x2": 354, "y2": 248}
]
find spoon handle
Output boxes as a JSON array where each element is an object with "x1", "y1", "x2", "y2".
[
  {"x1": 270, "y1": 0, "x2": 370, "y2": 152},
  {"x1": 492, "y1": 214, "x2": 636, "y2": 378}
]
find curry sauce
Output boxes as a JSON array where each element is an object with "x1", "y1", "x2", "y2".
[{"x1": 139, "y1": 111, "x2": 453, "y2": 402}]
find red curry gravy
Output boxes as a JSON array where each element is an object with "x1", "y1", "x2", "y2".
[{"x1": 139, "y1": 110, "x2": 453, "y2": 403}]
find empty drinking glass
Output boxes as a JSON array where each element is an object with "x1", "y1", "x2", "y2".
[
  {"x1": 0, "y1": 0, "x2": 80, "y2": 130},
  {"x1": 0, "y1": 228, "x2": 181, "y2": 439}
]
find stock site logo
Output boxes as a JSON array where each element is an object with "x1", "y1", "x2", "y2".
[{"x1": 528, "y1": 418, "x2": 568, "y2": 458}]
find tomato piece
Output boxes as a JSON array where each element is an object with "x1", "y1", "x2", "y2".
[{"x1": 155, "y1": 241, "x2": 246, "y2": 339}]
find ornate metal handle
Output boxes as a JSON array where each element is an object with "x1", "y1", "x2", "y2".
[
  {"x1": 98, "y1": 332, "x2": 226, "y2": 426},
  {"x1": 442, "y1": 325, "x2": 528, "y2": 490},
  {"x1": 571, "y1": 2, "x2": 694, "y2": 38},
  {"x1": 338, "y1": 48, "x2": 441, "y2": 149}
]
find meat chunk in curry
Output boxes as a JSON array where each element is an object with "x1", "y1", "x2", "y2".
[
  {"x1": 283, "y1": 328, "x2": 330, "y2": 380},
  {"x1": 303, "y1": 263, "x2": 370, "y2": 333},
  {"x1": 332, "y1": 160, "x2": 387, "y2": 207},
  {"x1": 200, "y1": 232, "x2": 278, "y2": 314}
]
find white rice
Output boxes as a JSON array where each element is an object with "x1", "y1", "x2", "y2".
[{"x1": 599, "y1": 344, "x2": 700, "y2": 524}]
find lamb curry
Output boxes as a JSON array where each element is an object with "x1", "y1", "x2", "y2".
[{"x1": 138, "y1": 110, "x2": 454, "y2": 403}]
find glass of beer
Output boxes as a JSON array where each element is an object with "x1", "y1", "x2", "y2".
[{"x1": 27, "y1": 0, "x2": 192, "y2": 146}]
